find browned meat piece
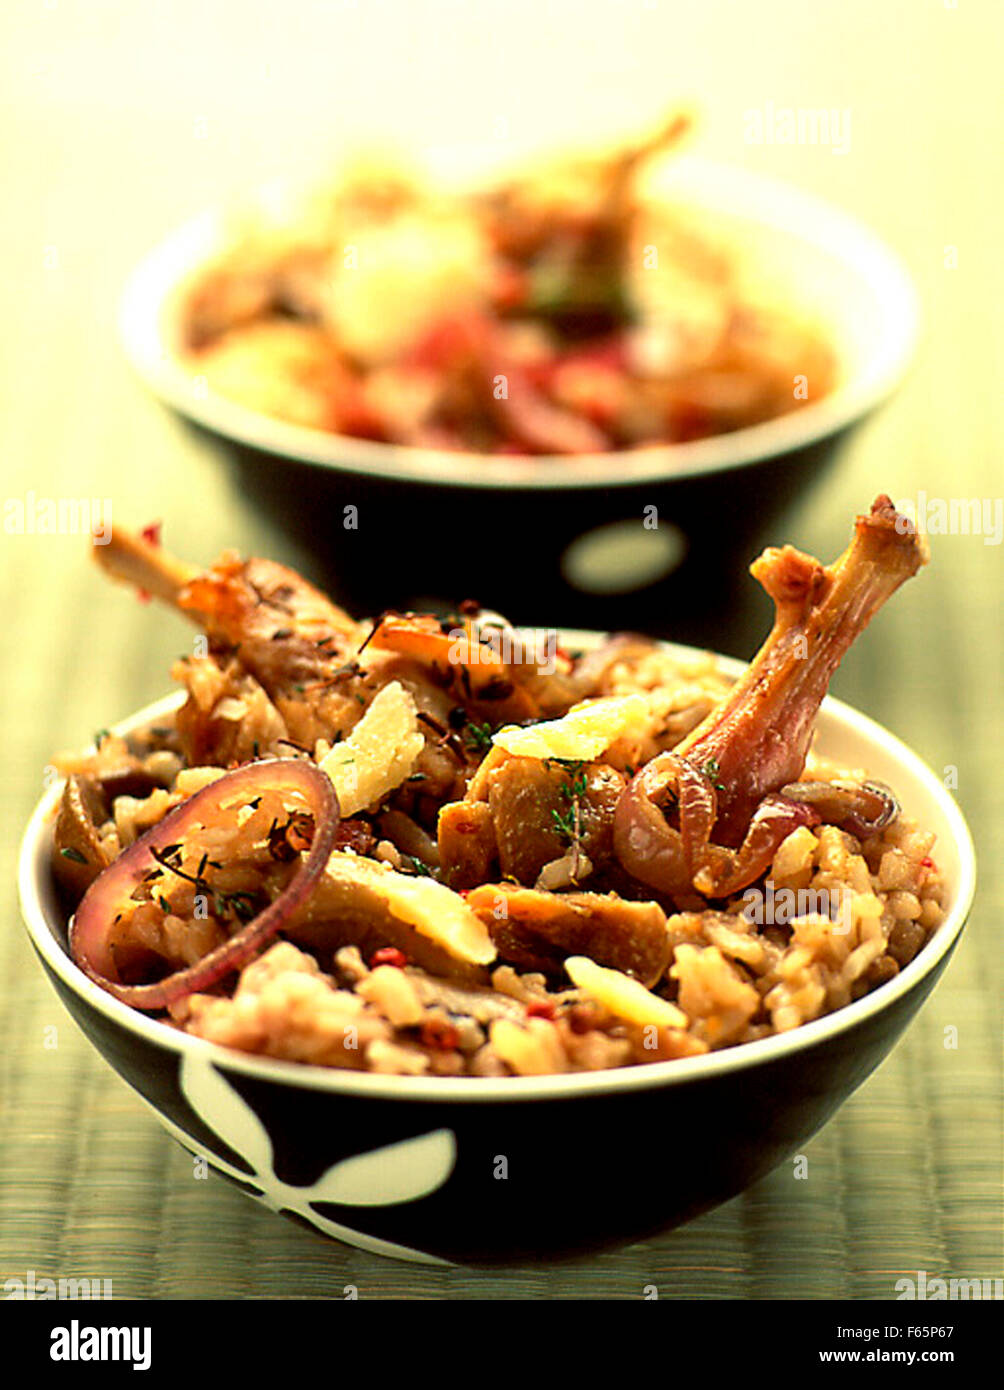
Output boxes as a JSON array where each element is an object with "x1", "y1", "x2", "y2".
[
  {"x1": 92, "y1": 528, "x2": 469, "y2": 774},
  {"x1": 615, "y1": 496, "x2": 928, "y2": 900},
  {"x1": 490, "y1": 759, "x2": 624, "y2": 884},
  {"x1": 94, "y1": 526, "x2": 362, "y2": 691},
  {"x1": 438, "y1": 800, "x2": 498, "y2": 889},
  {"x1": 466, "y1": 884, "x2": 671, "y2": 986},
  {"x1": 177, "y1": 551, "x2": 362, "y2": 695},
  {"x1": 440, "y1": 756, "x2": 625, "y2": 888},
  {"x1": 680, "y1": 495, "x2": 928, "y2": 840}
]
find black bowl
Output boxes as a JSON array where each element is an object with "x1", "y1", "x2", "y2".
[{"x1": 18, "y1": 655, "x2": 973, "y2": 1266}]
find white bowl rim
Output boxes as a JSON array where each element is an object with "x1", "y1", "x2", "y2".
[
  {"x1": 119, "y1": 156, "x2": 920, "y2": 492},
  {"x1": 18, "y1": 636, "x2": 975, "y2": 1106}
]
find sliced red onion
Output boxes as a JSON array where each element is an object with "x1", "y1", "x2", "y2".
[
  {"x1": 693, "y1": 794, "x2": 822, "y2": 898},
  {"x1": 69, "y1": 759, "x2": 338, "y2": 1010},
  {"x1": 779, "y1": 779, "x2": 900, "y2": 839},
  {"x1": 612, "y1": 754, "x2": 690, "y2": 897}
]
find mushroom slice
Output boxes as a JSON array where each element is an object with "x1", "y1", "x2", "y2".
[
  {"x1": 53, "y1": 776, "x2": 113, "y2": 900},
  {"x1": 466, "y1": 883, "x2": 671, "y2": 986},
  {"x1": 288, "y1": 852, "x2": 496, "y2": 985}
]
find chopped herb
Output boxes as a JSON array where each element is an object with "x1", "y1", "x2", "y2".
[
  {"x1": 249, "y1": 580, "x2": 294, "y2": 614},
  {"x1": 701, "y1": 757, "x2": 726, "y2": 791},
  {"x1": 356, "y1": 618, "x2": 382, "y2": 656},
  {"x1": 93, "y1": 729, "x2": 111, "y2": 749},
  {"x1": 327, "y1": 661, "x2": 362, "y2": 683},
  {"x1": 463, "y1": 720, "x2": 495, "y2": 754},
  {"x1": 550, "y1": 804, "x2": 579, "y2": 844},
  {"x1": 157, "y1": 895, "x2": 172, "y2": 914},
  {"x1": 224, "y1": 892, "x2": 259, "y2": 922},
  {"x1": 559, "y1": 769, "x2": 589, "y2": 800},
  {"x1": 401, "y1": 855, "x2": 434, "y2": 878},
  {"x1": 550, "y1": 762, "x2": 588, "y2": 876},
  {"x1": 59, "y1": 846, "x2": 88, "y2": 864}
]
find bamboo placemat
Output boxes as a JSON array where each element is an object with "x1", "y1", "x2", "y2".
[{"x1": 0, "y1": 2, "x2": 1000, "y2": 1300}]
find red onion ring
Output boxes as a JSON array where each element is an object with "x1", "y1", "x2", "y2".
[
  {"x1": 68, "y1": 758, "x2": 339, "y2": 1011},
  {"x1": 779, "y1": 779, "x2": 899, "y2": 839},
  {"x1": 692, "y1": 794, "x2": 821, "y2": 898},
  {"x1": 612, "y1": 753, "x2": 691, "y2": 897}
]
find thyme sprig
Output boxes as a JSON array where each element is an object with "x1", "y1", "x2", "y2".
[{"x1": 549, "y1": 759, "x2": 587, "y2": 877}]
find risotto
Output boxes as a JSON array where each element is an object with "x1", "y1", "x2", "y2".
[{"x1": 51, "y1": 497, "x2": 944, "y2": 1077}]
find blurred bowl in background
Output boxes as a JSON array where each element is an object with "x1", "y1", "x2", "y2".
[{"x1": 120, "y1": 157, "x2": 919, "y2": 641}]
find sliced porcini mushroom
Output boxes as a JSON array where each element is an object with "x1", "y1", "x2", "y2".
[
  {"x1": 481, "y1": 757, "x2": 624, "y2": 887},
  {"x1": 96, "y1": 765, "x2": 164, "y2": 802},
  {"x1": 465, "y1": 883, "x2": 672, "y2": 986},
  {"x1": 287, "y1": 851, "x2": 497, "y2": 986},
  {"x1": 53, "y1": 775, "x2": 113, "y2": 899},
  {"x1": 405, "y1": 971, "x2": 529, "y2": 1025},
  {"x1": 438, "y1": 800, "x2": 498, "y2": 889}
]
